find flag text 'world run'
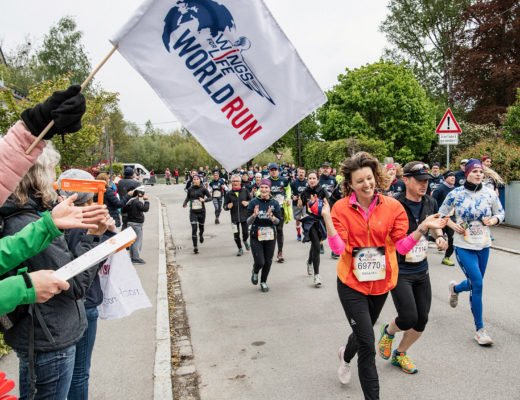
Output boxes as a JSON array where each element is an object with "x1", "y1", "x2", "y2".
[{"x1": 173, "y1": 29, "x2": 263, "y2": 140}]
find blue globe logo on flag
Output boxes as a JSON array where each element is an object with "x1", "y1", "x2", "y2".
[
  {"x1": 162, "y1": 0, "x2": 275, "y2": 105},
  {"x1": 162, "y1": 0, "x2": 235, "y2": 40}
]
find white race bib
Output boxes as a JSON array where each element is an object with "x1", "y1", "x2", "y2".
[
  {"x1": 258, "y1": 226, "x2": 274, "y2": 241},
  {"x1": 352, "y1": 247, "x2": 386, "y2": 282},
  {"x1": 405, "y1": 236, "x2": 428, "y2": 263},
  {"x1": 191, "y1": 200, "x2": 203, "y2": 210},
  {"x1": 231, "y1": 223, "x2": 238, "y2": 233},
  {"x1": 274, "y1": 194, "x2": 284, "y2": 205},
  {"x1": 464, "y1": 221, "x2": 491, "y2": 246},
  {"x1": 212, "y1": 190, "x2": 221, "y2": 198}
]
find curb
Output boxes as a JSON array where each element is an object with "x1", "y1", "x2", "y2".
[
  {"x1": 491, "y1": 245, "x2": 520, "y2": 255},
  {"x1": 153, "y1": 197, "x2": 173, "y2": 400}
]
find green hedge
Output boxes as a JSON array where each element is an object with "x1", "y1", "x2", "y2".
[
  {"x1": 302, "y1": 136, "x2": 390, "y2": 170},
  {"x1": 455, "y1": 138, "x2": 520, "y2": 183}
]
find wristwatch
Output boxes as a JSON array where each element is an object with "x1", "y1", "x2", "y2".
[{"x1": 22, "y1": 272, "x2": 33, "y2": 289}]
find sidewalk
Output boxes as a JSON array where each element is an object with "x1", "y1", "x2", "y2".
[
  {"x1": 491, "y1": 225, "x2": 520, "y2": 254},
  {"x1": 0, "y1": 199, "x2": 166, "y2": 399}
]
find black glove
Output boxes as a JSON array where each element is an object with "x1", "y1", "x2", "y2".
[{"x1": 21, "y1": 85, "x2": 86, "y2": 139}]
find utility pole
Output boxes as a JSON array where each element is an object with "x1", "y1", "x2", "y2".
[{"x1": 296, "y1": 123, "x2": 302, "y2": 167}]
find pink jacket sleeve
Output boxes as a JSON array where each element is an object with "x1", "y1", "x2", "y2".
[
  {"x1": 0, "y1": 121, "x2": 45, "y2": 205},
  {"x1": 395, "y1": 234, "x2": 419, "y2": 255},
  {"x1": 328, "y1": 234, "x2": 346, "y2": 255}
]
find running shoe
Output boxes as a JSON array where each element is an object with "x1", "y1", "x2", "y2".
[
  {"x1": 237, "y1": 248, "x2": 244, "y2": 256},
  {"x1": 319, "y1": 244, "x2": 324, "y2": 254},
  {"x1": 277, "y1": 251, "x2": 285, "y2": 263},
  {"x1": 331, "y1": 251, "x2": 339, "y2": 260},
  {"x1": 474, "y1": 328, "x2": 493, "y2": 346},
  {"x1": 442, "y1": 257, "x2": 455, "y2": 266},
  {"x1": 337, "y1": 346, "x2": 351, "y2": 385},
  {"x1": 391, "y1": 350, "x2": 418, "y2": 374},
  {"x1": 199, "y1": 234, "x2": 204, "y2": 244},
  {"x1": 215, "y1": 218, "x2": 220, "y2": 224},
  {"x1": 251, "y1": 269, "x2": 258, "y2": 285},
  {"x1": 132, "y1": 258, "x2": 146, "y2": 264},
  {"x1": 244, "y1": 241, "x2": 250, "y2": 251},
  {"x1": 314, "y1": 274, "x2": 322, "y2": 288},
  {"x1": 378, "y1": 324, "x2": 394, "y2": 360},
  {"x1": 260, "y1": 282, "x2": 269, "y2": 292},
  {"x1": 449, "y1": 280, "x2": 459, "y2": 308},
  {"x1": 296, "y1": 234, "x2": 302, "y2": 242},
  {"x1": 307, "y1": 261, "x2": 313, "y2": 276},
  {"x1": 194, "y1": 247, "x2": 199, "y2": 254}
]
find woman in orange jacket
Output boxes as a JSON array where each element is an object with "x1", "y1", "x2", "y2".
[{"x1": 320, "y1": 152, "x2": 445, "y2": 400}]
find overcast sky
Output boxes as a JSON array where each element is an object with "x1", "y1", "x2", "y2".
[{"x1": 1, "y1": 1, "x2": 390, "y2": 131}]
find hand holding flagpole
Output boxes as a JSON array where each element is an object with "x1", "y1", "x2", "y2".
[{"x1": 25, "y1": 45, "x2": 119, "y2": 155}]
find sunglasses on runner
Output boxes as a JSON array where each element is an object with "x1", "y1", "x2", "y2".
[{"x1": 403, "y1": 163, "x2": 433, "y2": 180}]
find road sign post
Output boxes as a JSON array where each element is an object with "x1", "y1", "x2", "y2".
[{"x1": 436, "y1": 108, "x2": 462, "y2": 169}]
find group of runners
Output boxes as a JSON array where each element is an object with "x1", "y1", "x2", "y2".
[{"x1": 181, "y1": 153, "x2": 504, "y2": 399}]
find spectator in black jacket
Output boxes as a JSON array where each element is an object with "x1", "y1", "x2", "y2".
[
  {"x1": 0, "y1": 148, "x2": 111, "y2": 400},
  {"x1": 123, "y1": 187, "x2": 150, "y2": 264},
  {"x1": 57, "y1": 168, "x2": 117, "y2": 400},
  {"x1": 117, "y1": 168, "x2": 140, "y2": 229},
  {"x1": 95, "y1": 173, "x2": 129, "y2": 228}
]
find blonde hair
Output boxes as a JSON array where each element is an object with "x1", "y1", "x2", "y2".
[
  {"x1": 11, "y1": 142, "x2": 60, "y2": 209},
  {"x1": 483, "y1": 166, "x2": 504, "y2": 186},
  {"x1": 96, "y1": 172, "x2": 109, "y2": 187}
]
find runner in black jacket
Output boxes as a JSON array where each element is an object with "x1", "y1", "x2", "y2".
[
  {"x1": 224, "y1": 175, "x2": 252, "y2": 256},
  {"x1": 247, "y1": 179, "x2": 281, "y2": 293},
  {"x1": 300, "y1": 172, "x2": 329, "y2": 287},
  {"x1": 183, "y1": 175, "x2": 211, "y2": 254}
]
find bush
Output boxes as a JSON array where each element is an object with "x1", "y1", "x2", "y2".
[
  {"x1": 456, "y1": 138, "x2": 520, "y2": 183},
  {"x1": 303, "y1": 136, "x2": 390, "y2": 170},
  {"x1": 504, "y1": 88, "x2": 520, "y2": 145}
]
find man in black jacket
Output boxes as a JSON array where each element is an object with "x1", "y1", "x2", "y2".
[
  {"x1": 117, "y1": 167, "x2": 140, "y2": 229},
  {"x1": 123, "y1": 187, "x2": 150, "y2": 264},
  {"x1": 378, "y1": 161, "x2": 448, "y2": 375},
  {"x1": 225, "y1": 174, "x2": 252, "y2": 256}
]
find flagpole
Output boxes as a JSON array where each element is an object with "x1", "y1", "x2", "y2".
[{"x1": 25, "y1": 45, "x2": 119, "y2": 155}]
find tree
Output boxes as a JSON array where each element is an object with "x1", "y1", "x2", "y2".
[
  {"x1": 380, "y1": 0, "x2": 470, "y2": 99},
  {"x1": 268, "y1": 114, "x2": 319, "y2": 166},
  {"x1": 33, "y1": 17, "x2": 91, "y2": 85},
  {"x1": 0, "y1": 73, "x2": 119, "y2": 167},
  {"x1": 452, "y1": 0, "x2": 520, "y2": 124},
  {"x1": 2, "y1": 40, "x2": 35, "y2": 95},
  {"x1": 504, "y1": 88, "x2": 520, "y2": 145},
  {"x1": 317, "y1": 61, "x2": 436, "y2": 163}
]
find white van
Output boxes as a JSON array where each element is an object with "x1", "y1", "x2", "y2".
[{"x1": 122, "y1": 163, "x2": 152, "y2": 184}]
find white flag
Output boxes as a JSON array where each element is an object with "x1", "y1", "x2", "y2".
[{"x1": 111, "y1": 0, "x2": 326, "y2": 170}]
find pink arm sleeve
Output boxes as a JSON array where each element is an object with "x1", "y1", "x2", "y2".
[
  {"x1": 395, "y1": 234, "x2": 419, "y2": 255},
  {"x1": 328, "y1": 234, "x2": 346, "y2": 255},
  {"x1": 0, "y1": 121, "x2": 45, "y2": 205}
]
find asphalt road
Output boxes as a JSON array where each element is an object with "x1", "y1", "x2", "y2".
[{"x1": 159, "y1": 184, "x2": 520, "y2": 400}]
